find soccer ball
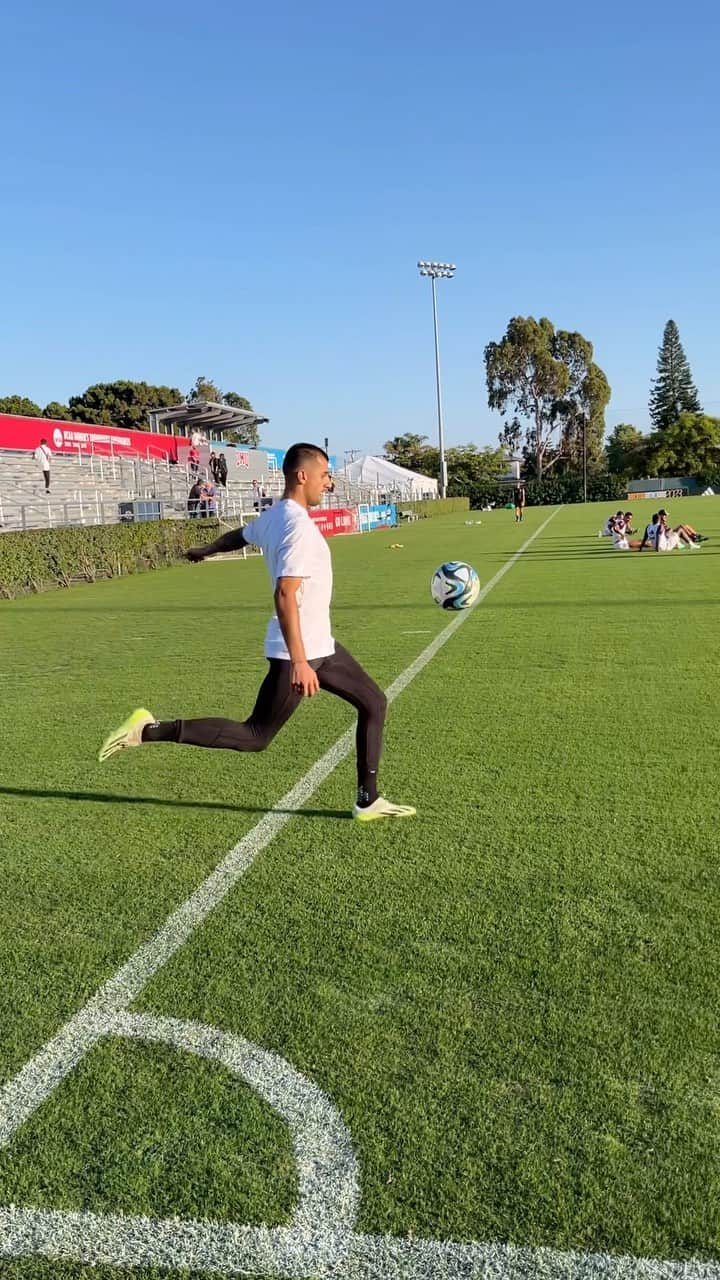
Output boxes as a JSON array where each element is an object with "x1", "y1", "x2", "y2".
[{"x1": 430, "y1": 561, "x2": 480, "y2": 610}]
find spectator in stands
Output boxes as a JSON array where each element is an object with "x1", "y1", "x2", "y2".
[
  {"x1": 188, "y1": 445, "x2": 200, "y2": 477},
  {"x1": 252, "y1": 478, "x2": 269, "y2": 510},
  {"x1": 208, "y1": 451, "x2": 219, "y2": 481},
  {"x1": 216, "y1": 453, "x2": 228, "y2": 488},
  {"x1": 190, "y1": 429, "x2": 203, "y2": 449},
  {"x1": 188, "y1": 480, "x2": 204, "y2": 518},
  {"x1": 202, "y1": 479, "x2": 218, "y2": 518},
  {"x1": 33, "y1": 438, "x2": 52, "y2": 494}
]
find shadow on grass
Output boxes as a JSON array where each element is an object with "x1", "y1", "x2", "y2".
[
  {"x1": 0, "y1": 785, "x2": 351, "y2": 819},
  {"x1": 482, "y1": 596, "x2": 718, "y2": 609},
  {"x1": 501, "y1": 549, "x2": 719, "y2": 560},
  {"x1": 3, "y1": 602, "x2": 440, "y2": 614}
]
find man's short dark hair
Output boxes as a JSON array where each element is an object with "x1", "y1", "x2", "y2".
[{"x1": 283, "y1": 443, "x2": 329, "y2": 479}]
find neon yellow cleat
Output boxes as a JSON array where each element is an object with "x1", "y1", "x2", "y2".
[
  {"x1": 352, "y1": 797, "x2": 416, "y2": 822},
  {"x1": 99, "y1": 708, "x2": 155, "y2": 762}
]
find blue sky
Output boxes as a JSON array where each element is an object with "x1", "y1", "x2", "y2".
[{"x1": 1, "y1": 0, "x2": 718, "y2": 457}]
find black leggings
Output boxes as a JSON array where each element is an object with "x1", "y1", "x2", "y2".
[{"x1": 155, "y1": 644, "x2": 387, "y2": 789}]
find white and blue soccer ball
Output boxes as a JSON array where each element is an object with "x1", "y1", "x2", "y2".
[{"x1": 430, "y1": 561, "x2": 480, "y2": 610}]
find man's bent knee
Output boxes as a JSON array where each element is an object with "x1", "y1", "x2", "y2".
[
  {"x1": 243, "y1": 723, "x2": 278, "y2": 751},
  {"x1": 369, "y1": 687, "x2": 388, "y2": 720}
]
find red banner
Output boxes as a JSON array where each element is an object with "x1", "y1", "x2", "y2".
[
  {"x1": 0, "y1": 413, "x2": 185, "y2": 461},
  {"x1": 309, "y1": 507, "x2": 359, "y2": 536}
]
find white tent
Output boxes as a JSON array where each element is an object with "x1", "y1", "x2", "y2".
[{"x1": 340, "y1": 455, "x2": 438, "y2": 499}]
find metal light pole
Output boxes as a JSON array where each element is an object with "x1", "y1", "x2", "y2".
[
  {"x1": 582, "y1": 415, "x2": 588, "y2": 504},
  {"x1": 418, "y1": 261, "x2": 456, "y2": 498}
]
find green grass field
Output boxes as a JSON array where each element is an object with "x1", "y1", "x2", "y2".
[{"x1": 1, "y1": 500, "x2": 719, "y2": 1279}]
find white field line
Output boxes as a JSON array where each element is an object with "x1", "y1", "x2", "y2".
[{"x1": 10, "y1": 507, "x2": 712, "y2": 1277}]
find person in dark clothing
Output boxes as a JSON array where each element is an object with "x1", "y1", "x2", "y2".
[{"x1": 187, "y1": 481, "x2": 204, "y2": 518}]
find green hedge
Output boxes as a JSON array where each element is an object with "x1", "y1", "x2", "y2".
[
  {"x1": 0, "y1": 520, "x2": 224, "y2": 599},
  {"x1": 398, "y1": 497, "x2": 470, "y2": 518},
  {"x1": 524, "y1": 472, "x2": 628, "y2": 506}
]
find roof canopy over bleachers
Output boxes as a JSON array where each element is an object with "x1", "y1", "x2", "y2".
[{"x1": 147, "y1": 400, "x2": 268, "y2": 439}]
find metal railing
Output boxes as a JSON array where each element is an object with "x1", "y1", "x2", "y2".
[
  {"x1": 0, "y1": 465, "x2": 430, "y2": 534},
  {"x1": 0, "y1": 492, "x2": 257, "y2": 533},
  {"x1": 0, "y1": 485, "x2": 369, "y2": 533},
  {"x1": 4, "y1": 445, "x2": 439, "y2": 511}
]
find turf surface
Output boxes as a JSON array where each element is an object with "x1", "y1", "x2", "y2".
[{"x1": 1, "y1": 500, "x2": 719, "y2": 1278}]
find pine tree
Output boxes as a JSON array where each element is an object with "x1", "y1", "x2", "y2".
[{"x1": 649, "y1": 320, "x2": 702, "y2": 430}]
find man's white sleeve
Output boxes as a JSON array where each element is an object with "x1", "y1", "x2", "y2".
[
  {"x1": 242, "y1": 516, "x2": 262, "y2": 549},
  {"x1": 274, "y1": 527, "x2": 311, "y2": 578}
]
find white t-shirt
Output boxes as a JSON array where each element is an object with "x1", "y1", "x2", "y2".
[
  {"x1": 658, "y1": 528, "x2": 680, "y2": 552},
  {"x1": 34, "y1": 444, "x2": 52, "y2": 471},
  {"x1": 644, "y1": 522, "x2": 659, "y2": 547},
  {"x1": 612, "y1": 528, "x2": 630, "y2": 550},
  {"x1": 243, "y1": 499, "x2": 335, "y2": 660}
]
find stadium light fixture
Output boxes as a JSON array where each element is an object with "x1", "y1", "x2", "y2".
[{"x1": 417, "y1": 261, "x2": 456, "y2": 496}]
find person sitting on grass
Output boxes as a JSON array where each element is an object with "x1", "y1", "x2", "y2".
[
  {"x1": 601, "y1": 509, "x2": 625, "y2": 537},
  {"x1": 655, "y1": 510, "x2": 705, "y2": 551},
  {"x1": 611, "y1": 517, "x2": 643, "y2": 551},
  {"x1": 638, "y1": 513, "x2": 661, "y2": 551},
  {"x1": 658, "y1": 509, "x2": 708, "y2": 547}
]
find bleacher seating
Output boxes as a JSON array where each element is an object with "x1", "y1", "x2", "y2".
[{"x1": 0, "y1": 448, "x2": 372, "y2": 532}]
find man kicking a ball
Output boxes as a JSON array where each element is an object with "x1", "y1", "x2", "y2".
[{"x1": 99, "y1": 443, "x2": 415, "y2": 822}]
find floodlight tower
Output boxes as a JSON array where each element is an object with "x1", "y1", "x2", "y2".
[{"x1": 417, "y1": 261, "x2": 456, "y2": 498}]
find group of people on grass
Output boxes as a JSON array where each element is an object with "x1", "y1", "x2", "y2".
[{"x1": 601, "y1": 509, "x2": 708, "y2": 552}]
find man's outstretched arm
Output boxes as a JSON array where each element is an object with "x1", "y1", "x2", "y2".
[{"x1": 186, "y1": 525, "x2": 248, "y2": 562}]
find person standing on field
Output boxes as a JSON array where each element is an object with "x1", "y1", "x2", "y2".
[
  {"x1": 99, "y1": 443, "x2": 415, "y2": 821},
  {"x1": 513, "y1": 484, "x2": 526, "y2": 523}
]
